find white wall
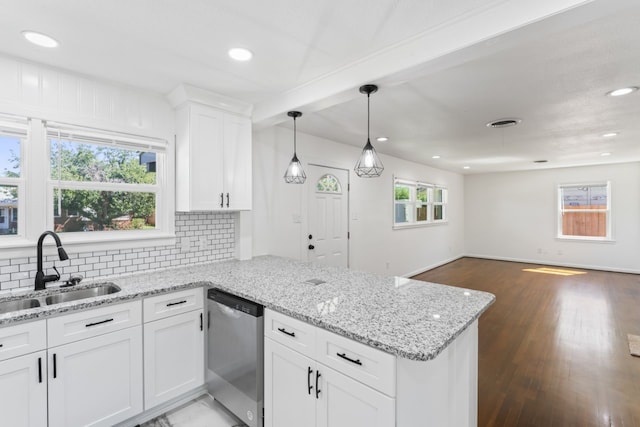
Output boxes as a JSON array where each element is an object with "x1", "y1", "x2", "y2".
[
  {"x1": 464, "y1": 162, "x2": 640, "y2": 273},
  {"x1": 252, "y1": 126, "x2": 465, "y2": 277}
]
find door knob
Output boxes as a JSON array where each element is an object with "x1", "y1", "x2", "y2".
[{"x1": 308, "y1": 244, "x2": 315, "y2": 250}]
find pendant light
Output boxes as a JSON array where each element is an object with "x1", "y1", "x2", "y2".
[
  {"x1": 354, "y1": 84, "x2": 384, "y2": 178},
  {"x1": 284, "y1": 111, "x2": 306, "y2": 184}
]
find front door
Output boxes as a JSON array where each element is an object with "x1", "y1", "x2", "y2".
[{"x1": 307, "y1": 165, "x2": 349, "y2": 267}]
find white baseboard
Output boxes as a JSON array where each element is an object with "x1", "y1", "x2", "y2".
[
  {"x1": 463, "y1": 253, "x2": 640, "y2": 275},
  {"x1": 402, "y1": 254, "x2": 465, "y2": 278}
]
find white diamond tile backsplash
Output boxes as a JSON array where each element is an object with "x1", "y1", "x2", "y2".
[{"x1": 0, "y1": 212, "x2": 235, "y2": 291}]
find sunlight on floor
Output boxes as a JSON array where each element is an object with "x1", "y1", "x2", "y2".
[{"x1": 522, "y1": 267, "x2": 587, "y2": 276}]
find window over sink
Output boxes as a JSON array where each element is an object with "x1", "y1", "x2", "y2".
[{"x1": 0, "y1": 115, "x2": 172, "y2": 254}]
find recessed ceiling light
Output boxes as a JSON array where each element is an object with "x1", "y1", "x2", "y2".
[
  {"x1": 463, "y1": 166, "x2": 471, "y2": 170},
  {"x1": 601, "y1": 152, "x2": 612, "y2": 157},
  {"x1": 602, "y1": 132, "x2": 618, "y2": 138},
  {"x1": 228, "y1": 47, "x2": 253, "y2": 61},
  {"x1": 22, "y1": 30, "x2": 59, "y2": 48},
  {"x1": 376, "y1": 137, "x2": 389, "y2": 142},
  {"x1": 432, "y1": 155, "x2": 441, "y2": 159},
  {"x1": 486, "y1": 118, "x2": 522, "y2": 128},
  {"x1": 606, "y1": 87, "x2": 638, "y2": 97}
]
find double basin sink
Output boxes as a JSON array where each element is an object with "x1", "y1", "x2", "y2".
[{"x1": 0, "y1": 283, "x2": 121, "y2": 315}]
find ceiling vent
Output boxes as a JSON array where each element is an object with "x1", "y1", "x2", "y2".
[{"x1": 486, "y1": 118, "x2": 522, "y2": 128}]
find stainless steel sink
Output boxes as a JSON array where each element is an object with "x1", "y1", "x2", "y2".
[
  {"x1": 45, "y1": 284, "x2": 121, "y2": 305},
  {"x1": 0, "y1": 298, "x2": 41, "y2": 314}
]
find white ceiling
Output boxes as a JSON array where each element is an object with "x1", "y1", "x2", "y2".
[{"x1": 1, "y1": 0, "x2": 639, "y2": 173}]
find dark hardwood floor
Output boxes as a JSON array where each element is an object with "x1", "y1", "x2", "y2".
[{"x1": 412, "y1": 257, "x2": 640, "y2": 427}]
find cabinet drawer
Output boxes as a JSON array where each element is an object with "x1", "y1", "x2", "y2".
[
  {"x1": 48, "y1": 301, "x2": 142, "y2": 347},
  {"x1": 144, "y1": 288, "x2": 204, "y2": 322},
  {"x1": 316, "y1": 328, "x2": 396, "y2": 397},
  {"x1": 0, "y1": 320, "x2": 46, "y2": 361},
  {"x1": 265, "y1": 309, "x2": 316, "y2": 359}
]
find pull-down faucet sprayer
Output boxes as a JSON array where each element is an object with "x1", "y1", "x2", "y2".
[{"x1": 34, "y1": 231, "x2": 69, "y2": 291}]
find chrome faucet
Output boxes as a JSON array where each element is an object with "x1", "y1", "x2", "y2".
[{"x1": 35, "y1": 231, "x2": 69, "y2": 291}]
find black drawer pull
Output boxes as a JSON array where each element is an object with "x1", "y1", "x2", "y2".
[
  {"x1": 38, "y1": 357, "x2": 42, "y2": 383},
  {"x1": 85, "y1": 318, "x2": 114, "y2": 328},
  {"x1": 200, "y1": 313, "x2": 203, "y2": 331},
  {"x1": 0, "y1": 343, "x2": 3, "y2": 348},
  {"x1": 337, "y1": 352, "x2": 362, "y2": 366},
  {"x1": 166, "y1": 300, "x2": 187, "y2": 307},
  {"x1": 53, "y1": 353, "x2": 57, "y2": 379},
  {"x1": 277, "y1": 327, "x2": 296, "y2": 337},
  {"x1": 307, "y1": 366, "x2": 313, "y2": 395}
]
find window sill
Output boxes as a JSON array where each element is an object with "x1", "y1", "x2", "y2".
[
  {"x1": 393, "y1": 221, "x2": 448, "y2": 230},
  {"x1": 0, "y1": 231, "x2": 176, "y2": 260},
  {"x1": 555, "y1": 236, "x2": 615, "y2": 243}
]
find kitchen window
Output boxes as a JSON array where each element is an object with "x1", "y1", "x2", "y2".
[
  {"x1": 394, "y1": 177, "x2": 447, "y2": 228},
  {"x1": 0, "y1": 117, "x2": 26, "y2": 237},
  {"x1": 557, "y1": 182, "x2": 611, "y2": 240},
  {"x1": 47, "y1": 124, "x2": 166, "y2": 235},
  {"x1": 0, "y1": 116, "x2": 173, "y2": 255}
]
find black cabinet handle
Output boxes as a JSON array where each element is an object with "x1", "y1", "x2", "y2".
[
  {"x1": 307, "y1": 367, "x2": 313, "y2": 395},
  {"x1": 277, "y1": 327, "x2": 296, "y2": 337},
  {"x1": 166, "y1": 300, "x2": 187, "y2": 307},
  {"x1": 53, "y1": 354, "x2": 57, "y2": 379},
  {"x1": 308, "y1": 245, "x2": 315, "y2": 250},
  {"x1": 315, "y1": 370, "x2": 321, "y2": 399},
  {"x1": 226, "y1": 193, "x2": 230, "y2": 208},
  {"x1": 200, "y1": 313, "x2": 203, "y2": 331},
  {"x1": 337, "y1": 352, "x2": 362, "y2": 366},
  {"x1": 207, "y1": 311, "x2": 211, "y2": 329},
  {"x1": 38, "y1": 357, "x2": 42, "y2": 383},
  {"x1": 85, "y1": 318, "x2": 114, "y2": 328},
  {"x1": 220, "y1": 193, "x2": 224, "y2": 208}
]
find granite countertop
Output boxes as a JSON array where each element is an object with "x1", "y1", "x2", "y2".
[{"x1": 0, "y1": 255, "x2": 495, "y2": 361}]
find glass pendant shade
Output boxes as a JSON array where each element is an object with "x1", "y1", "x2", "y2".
[
  {"x1": 355, "y1": 139, "x2": 384, "y2": 177},
  {"x1": 284, "y1": 153, "x2": 306, "y2": 183},
  {"x1": 355, "y1": 84, "x2": 384, "y2": 178},
  {"x1": 283, "y1": 111, "x2": 306, "y2": 184}
]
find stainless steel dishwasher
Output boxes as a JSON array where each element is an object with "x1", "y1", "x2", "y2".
[{"x1": 207, "y1": 288, "x2": 264, "y2": 427}]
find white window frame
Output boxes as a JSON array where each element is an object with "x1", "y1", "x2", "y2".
[
  {"x1": 0, "y1": 117, "x2": 175, "y2": 258},
  {"x1": 557, "y1": 181, "x2": 612, "y2": 241},
  {"x1": 393, "y1": 176, "x2": 448, "y2": 229}
]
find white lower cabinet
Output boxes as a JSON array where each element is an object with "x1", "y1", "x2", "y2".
[
  {"x1": 0, "y1": 350, "x2": 47, "y2": 427},
  {"x1": 48, "y1": 326, "x2": 143, "y2": 427},
  {"x1": 265, "y1": 337, "x2": 394, "y2": 427},
  {"x1": 144, "y1": 309, "x2": 205, "y2": 409},
  {"x1": 142, "y1": 287, "x2": 205, "y2": 410}
]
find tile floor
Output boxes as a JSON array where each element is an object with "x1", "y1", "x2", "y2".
[{"x1": 141, "y1": 395, "x2": 246, "y2": 427}]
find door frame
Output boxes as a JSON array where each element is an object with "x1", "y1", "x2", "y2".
[{"x1": 303, "y1": 163, "x2": 350, "y2": 268}]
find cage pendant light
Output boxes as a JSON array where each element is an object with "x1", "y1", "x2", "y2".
[
  {"x1": 284, "y1": 111, "x2": 306, "y2": 184},
  {"x1": 355, "y1": 84, "x2": 384, "y2": 178}
]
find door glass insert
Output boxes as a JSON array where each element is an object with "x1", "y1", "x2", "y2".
[{"x1": 316, "y1": 174, "x2": 342, "y2": 193}]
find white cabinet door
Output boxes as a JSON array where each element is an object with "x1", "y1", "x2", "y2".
[
  {"x1": 264, "y1": 338, "x2": 316, "y2": 427},
  {"x1": 48, "y1": 326, "x2": 143, "y2": 427},
  {"x1": 175, "y1": 102, "x2": 252, "y2": 212},
  {"x1": 0, "y1": 350, "x2": 47, "y2": 427},
  {"x1": 223, "y1": 113, "x2": 252, "y2": 210},
  {"x1": 316, "y1": 364, "x2": 395, "y2": 427},
  {"x1": 144, "y1": 309, "x2": 204, "y2": 409}
]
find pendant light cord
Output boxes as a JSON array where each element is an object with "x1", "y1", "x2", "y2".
[
  {"x1": 293, "y1": 116, "x2": 297, "y2": 154},
  {"x1": 367, "y1": 93, "x2": 370, "y2": 140}
]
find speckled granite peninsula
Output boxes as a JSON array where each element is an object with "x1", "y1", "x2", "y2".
[{"x1": 0, "y1": 255, "x2": 494, "y2": 361}]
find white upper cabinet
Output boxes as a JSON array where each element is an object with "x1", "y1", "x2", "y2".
[{"x1": 171, "y1": 84, "x2": 252, "y2": 212}]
